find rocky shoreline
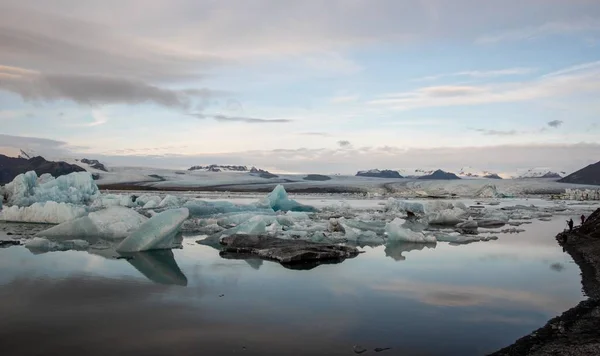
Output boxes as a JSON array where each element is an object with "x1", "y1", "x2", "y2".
[{"x1": 490, "y1": 208, "x2": 600, "y2": 355}]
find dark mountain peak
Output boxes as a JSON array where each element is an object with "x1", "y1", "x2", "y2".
[
  {"x1": 0, "y1": 154, "x2": 86, "y2": 185},
  {"x1": 559, "y1": 161, "x2": 600, "y2": 186},
  {"x1": 418, "y1": 169, "x2": 461, "y2": 180},
  {"x1": 356, "y1": 169, "x2": 403, "y2": 179}
]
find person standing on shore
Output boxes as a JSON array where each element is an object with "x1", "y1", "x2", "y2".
[
  {"x1": 568, "y1": 218, "x2": 574, "y2": 231},
  {"x1": 581, "y1": 214, "x2": 586, "y2": 225}
]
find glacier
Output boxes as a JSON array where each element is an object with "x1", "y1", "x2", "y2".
[
  {"x1": 36, "y1": 206, "x2": 148, "y2": 239},
  {"x1": 0, "y1": 201, "x2": 87, "y2": 224},
  {"x1": 258, "y1": 185, "x2": 317, "y2": 212},
  {"x1": 117, "y1": 208, "x2": 189, "y2": 252},
  {"x1": 2, "y1": 171, "x2": 99, "y2": 207}
]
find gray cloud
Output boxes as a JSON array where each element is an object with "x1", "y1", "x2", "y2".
[
  {"x1": 337, "y1": 140, "x2": 352, "y2": 147},
  {"x1": 0, "y1": 70, "x2": 221, "y2": 110},
  {"x1": 547, "y1": 120, "x2": 564, "y2": 128},
  {"x1": 190, "y1": 113, "x2": 292, "y2": 123},
  {"x1": 474, "y1": 129, "x2": 519, "y2": 136}
]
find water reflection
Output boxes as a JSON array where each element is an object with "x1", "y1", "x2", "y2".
[
  {"x1": 384, "y1": 242, "x2": 436, "y2": 261},
  {"x1": 23, "y1": 236, "x2": 188, "y2": 286},
  {"x1": 121, "y1": 250, "x2": 188, "y2": 286},
  {"x1": 219, "y1": 250, "x2": 352, "y2": 270}
]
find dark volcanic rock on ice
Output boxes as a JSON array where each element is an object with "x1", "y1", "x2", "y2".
[
  {"x1": 218, "y1": 234, "x2": 360, "y2": 268},
  {"x1": 80, "y1": 158, "x2": 108, "y2": 172}
]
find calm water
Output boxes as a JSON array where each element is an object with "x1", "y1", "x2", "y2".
[{"x1": 0, "y1": 210, "x2": 589, "y2": 355}]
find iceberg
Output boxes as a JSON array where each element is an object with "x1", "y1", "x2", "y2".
[
  {"x1": 36, "y1": 206, "x2": 148, "y2": 239},
  {"x1": 0, "y1": 201, "x2": 87, "y2": 224},
  {"x1": 158, "y1": 195, "x2": 181, "y2": 208},
  {"x1": 435, "y1": 233, "x2": 498, "y2": 244},
  {"x1": 184, "y1": 200, "x2": 273, "y2": 217},
  {"x1": 259, "y1": 185, "x2": 316, "y2": 212},
  {"x1": 426, "y1": 208, "x2": 467, "y2": 225},
  {"x1": 385, "y1": 199, "x2": 425, "y2": 215},
  {"x1": 3, "y1": 171, "x2": 99, "y2": 207},
  {"x1": 90, "y1": 194, "x2": 136, "y2": 209},
  {"x1": 116, "y1": 208, "x2": 189, "y2": 252},
  {"x1": 136, "y1": 194, "x2": 161, "y2": 207},
  {"x1": 217, "y1": 215, "x2": 272, "y2": 238},
  {"x1": 25, "y1": 237, "x2": 90, "y2": 252},
  {"x1": 385, "y1": 218, "x2": 436, "y2": 243}
]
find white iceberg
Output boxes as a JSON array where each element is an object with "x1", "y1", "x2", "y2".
[
  {"x1": 426, "y1": 208, "x2": 467, "y2": 225},
  {"x1": 385, "y1": 199, "x2": 425, "y2": 215},
  {"x1": 158, "y1": 195, "x2": 181, "y2": 208},
  {"x1": 90, "y1": 194, "x2": 136, "y2": 209},
  {"x1": 184, "y1": 200, "x2": 273, "y2": 217},
  {"x1": 117, "y1": 208, "x2": 189, "y2": 252},
  {"x1": 36, "y1": 206, "x2": 148, "y2": 239},
  {"x1": 0, "y1": 201, "x2": 87, "y2": 224},
  {"x1": 3, "y1": 171, "x2": 99, "y2": 207},
  {"x1": 217, "y1": 215, "x2": 272, "y2": 238},
  {"x1": 385, "y1": 218, "x2": 436, "y2": 243},
  {"x1": 259, "y1": 185, "x2": 316, "y2": 212}
]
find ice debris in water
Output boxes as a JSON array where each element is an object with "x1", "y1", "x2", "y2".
[
  {"x1": 184, "y1": 200, "x2": 272, "y2": 217},
  {"x1": 117, "y1": 208, "x2": 189, "y2": 252},
  {"x1": 36, "y1": 206, "x2": 148, "y2": 240},
  {"x1": 259, "y1": 185, "x2": 316, "y2": 212},
  {"x1": 2, "y1": 171, "x2": 99, "y2": 207},
  {"x1": 385, "y1": 199, "x2": 425, "y2": 215},
  {"x1": 434, "y1": 232, "x2": 498, "y2": 244},
  {"x1": 25, "y1": 237, "x2": 90, "y2": 252},
  {"x1": 158, "y1": 195, "x2": 181, "y2": 208},
  {"x1": 90, "y1": 194, "x2": 136, "y2": 209},
  {"x1": 385, "y1": 218, "x2": 436, "y2": 243},
  {"x1": 0, "y1": 201, "x2": 87, "y2": 224},
  {"x1": 217, "y1": 215, "x2": 275, "y2": 238}
]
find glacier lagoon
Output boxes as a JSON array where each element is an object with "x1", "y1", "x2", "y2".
[{"x1": 0, "y1": 194, "x2": 595, "y2": 356}]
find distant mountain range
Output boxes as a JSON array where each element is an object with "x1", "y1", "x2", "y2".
[
  {"x1": 418, "y1": 169, "x2": 461, "y2": 180},
  {"x1": 0, "y1": 154, "x2": 86, "y2": 185},
  {"x1": 559, "y1": 161, "x2": 600, "y2": 186},
  {"x1": 356, "y1": 169, "x2": 403, "y2": 178},
  {"x1": 516, "y1": 169, "x2": 564, "y2": 179}
]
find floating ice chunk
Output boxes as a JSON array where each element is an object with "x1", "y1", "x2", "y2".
[
  {"x1": 218, "y1": 215, "x2": 271, "y2": 238},
  {"x1": 259, "y1": 185, "x2": 316, "y2": 212},
  {"x1": 117, "y1": 208, "x2": 189, "y2": 252},
  {"x1": 184, "y1": 200, "x2": 273, "y2": 217},
  {"x1": 37, "y1": 206, "x2": 148, "y2": 239},
  {"x1": 216, "y1": 212, "x2": 275, "y2": 227},
  {"x1": 25, "y1": 237, "x2": 90, "y2": 252},
  {"x1": 4, "y1": 171, "x2": 99, "y2": 207},
  {"x1": 266, "y1": 221, "x2": 282, "y2": 235},
  {"x1": 158, "y1": 195, "x2": 181, "y2": 208},
  {"x1": 385, "y1": 199, "x2": 425, "y2": 215},
  {"x1": 434, "y1": 233, "x2": 498, "y2": 244},
  {"x1": 37, "y1": 173, "x2": 54, "y2": 185},
  {"x1": 385, "y1": 218, "x2": 436, "y2": 243},
  {"x1": 91, "y1": 194, "x2": 136, "y2": 209},
  {"x1": 426, "y1": 208, "x2": 466, "y2": 225},
  {"x1": 136, "y1": 194, "x2": 161, "y2": 207},
  {"x1": 341, "y1": 218, "x2": 386, "y2": 235},
  {"x1": 456, "y1": 219, "x2": 478, "y2": 230},
  {"x1": 143, "y1": 199, "x2": 159, "y2": 209},
  {"x1": 385, "y1": 242, "x2": 436, "y2": 261},
  {"x1": 0, "y1": 201, "x2": 87, "y2": 224}
]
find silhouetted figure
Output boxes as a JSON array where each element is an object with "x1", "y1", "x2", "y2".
[
  {"x1": 581, "y1": 214, "x2": 586, "y2": 225},
  {"x1": 568, "y1": 218, "x2": 574, "y2": 232}
]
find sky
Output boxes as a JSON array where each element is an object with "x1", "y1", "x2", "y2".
[{"x1": 1, "y1": 0, "x2": 600, "y2": 175}]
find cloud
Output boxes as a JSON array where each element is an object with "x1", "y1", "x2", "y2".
[
  {"x1": 0, "y1": 133, "x2": 85, "y2": 157},
  {"x1": 0, "y1": 67, "x2": 222, "y2": 110},
  {"x1": 337, "y1": 140, "x2": 352, "y2": 147},
  {"x1": 417, "y1": 67, "x2": 536, "y2": 81},
  {"x1": 369, "y1": 61, "x2": 600, "y2": 111},
  {"x1": 299, "y1": 132, "x2": 331, "y2": 137},
  {"x1": 547, "y1": 120, "x2": 564, "y2": 128},
  {"x1": 190, "y1": 113, "x2": 292, "y2": 123},
  {"x1": 474, "y1": 129, "x2": 519, "y2": 136},
  {"x1": 476, "y1": 18, "x2": 600, "y2": 44},
  {"x1": 330, "y1": 95, "x2": 360, "y2": 104}
]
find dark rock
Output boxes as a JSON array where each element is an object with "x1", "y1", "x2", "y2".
[
  {"x1": 147, "y1": 174, "x2": 166, "y2": 181},
  {"x1": 0, "y1": 154, "x2": 86, "y2": 185},
  {"x1": 218, "y1": 235, "x2": 360, "y2": 268},
  {"x1": 559, "y1": 161, "x2": 600, "y2": 186},
  {"x1": 303, "y1": 174, "x2": 332, "y2": 181},
  {"x1": 353, "y1": 345, "x2": 367, "y2": 354},
  {"x1": 80, "y1": 158, "x2": 108, "y2": 172},
  {"x1": 418, "y1": 169, "x2": 461, "y2": 180},
  {"x1": 0, "y1": 240, "x2": 21, "y2": 248},
  {"x1": 484, "y1": 173, "x2": 503, "y2": 179},
  {"x1": 374, "y1": 347, "x2": 391, "y2": 352},
  {"x1": 91, "y1": 173, "x2": 101, "y2": 180},
  {"x1": 175, "y1": 171, "x2": 186, "y2": 175},
  {"x1": 259, "y1": 172, "x2": 279, "y2": 179},
  {"x1": 356, "y1": 169, "x2": 403, "y2": 179}
]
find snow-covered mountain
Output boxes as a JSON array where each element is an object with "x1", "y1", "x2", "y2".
[
  {"x1": 356, "y1": 169, "x2": 403, "y2": 178},
  {"x1": 188, "y1": 164, "x2": 251, "y2": 172},
  {"x1": 457, "y1": 166, "x2": 503, "y2": 179},
  {"x1": 516, "y1": 168, "x2": 565, "y2": 179}
]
